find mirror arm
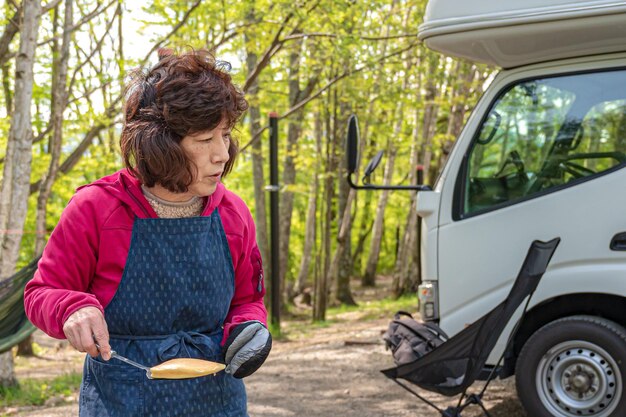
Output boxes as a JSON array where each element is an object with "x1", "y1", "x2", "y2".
[{"x1": 347, "y1": 173, "x2": 432, "y2": 191}]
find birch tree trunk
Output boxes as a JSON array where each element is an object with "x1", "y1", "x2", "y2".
[
  {"x1": 361, "y1": 143, "x2": 397, "y2": 287},
  {"x1": 279, "y1": 34, "x2": 319, "y2": 305},
  {"x1": 0, "y1": 0, "x2": 41, "y2": 387},
  {"x1": 392, "y1": 111, "x2": 421, "y2": 296},
  {"x1": 420, "y1": 53, "x2": 441, "y2": 185},
  {"x1": 392, "y1": 49, "x2": 422, "y2": 297},
  {"x1": 244, "y1": 26, "x2": 270, "y2": 288},
  {"x1": 314, "y1": 98, "x2": 334, "y2": 321},
  {"x1": 292, "y1": 112, "x2": 322, "y2": 301}
]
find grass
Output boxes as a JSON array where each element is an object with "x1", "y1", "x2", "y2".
[
  {"x1": 0, "y1": 372, "x2": 81, "y2": 410},
  {"x1": 277, "y1": 293, "x2": 419, "y2": 339},
  {"x1": 327, "y1": 293, "x2": 418, "y2": 319}
]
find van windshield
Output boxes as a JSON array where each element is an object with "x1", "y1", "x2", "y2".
[{"x1": 463, "y1": 69, "x2": 626, "y2": 216}]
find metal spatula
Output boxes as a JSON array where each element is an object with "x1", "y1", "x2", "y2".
[
  {"x1": 96, "y1": 344, "x2": 225, "y2": 379},
  {"x1": 110, "y1": 350, "x2": 154, "y2": 379}
]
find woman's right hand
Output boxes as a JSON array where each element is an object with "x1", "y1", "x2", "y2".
[{"x1": 63, "y1": 306, "x2": 111, "y2": 360}]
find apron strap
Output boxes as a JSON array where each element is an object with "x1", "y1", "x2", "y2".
[{"x1": 111, "y1": 329, "x2": 223, "y2": 362}]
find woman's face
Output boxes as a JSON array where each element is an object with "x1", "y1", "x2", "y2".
[{"x1": 180, "y1": 120, "x2": 231, "y2": 197}]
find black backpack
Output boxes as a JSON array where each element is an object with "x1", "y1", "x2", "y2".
[{"x1": 383, "y1": 311, "x2": 449, "y2": 366}]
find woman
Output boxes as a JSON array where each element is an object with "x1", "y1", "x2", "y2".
[{"x1": 24, "y1": 49, "x2": 271, "y2": 417}]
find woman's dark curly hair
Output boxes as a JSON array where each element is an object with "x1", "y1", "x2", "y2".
[{"x1": 120, "y1": 48, "x2": 248, "y2": 192}]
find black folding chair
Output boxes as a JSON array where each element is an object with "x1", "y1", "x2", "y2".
[{"x1": 382, "y1": 238, "x2": 561, "y2": 417}]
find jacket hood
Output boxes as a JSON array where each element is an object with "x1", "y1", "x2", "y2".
[{"x1": 77, "y1": 169, "x2": 227, "y2": 218}]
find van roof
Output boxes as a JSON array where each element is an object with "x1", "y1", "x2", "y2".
[{"x1": 418, "y1": 0, "x2": 626, "y2": 68}]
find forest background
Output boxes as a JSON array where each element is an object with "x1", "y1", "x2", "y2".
[{"x1": 0, "y1": 0, "x2": 493, "y2": 386}]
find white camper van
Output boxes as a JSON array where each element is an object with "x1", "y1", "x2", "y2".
[
  {"x1": 346, "y1": 1, "x2": 626, "y2": 416},
  {"x1": 413, "y1": 1, "x2": 626, "y2": 416}
]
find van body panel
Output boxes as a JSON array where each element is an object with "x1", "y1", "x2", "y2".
[
  {"x1": 421, "y1": 0, "x2": 620, "y2": 24},
  {"x1": 491, "y1": 273, "x2": 626, "y2": 364},
  {"x1": 416, "y1": 191, "x2": 442, "y2": 282},
  {"x1": 434, "y1": 55, "x2": 626, "y2": 362},
  {"x1": 418, "y1": 0, "x2": 626, "y2": 68},
  {"x1": 439, "y1": 162, "x2": 626, "y2": 359}
]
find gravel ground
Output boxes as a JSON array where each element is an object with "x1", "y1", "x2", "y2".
[{"x1": 8, "y1": 318, "x2": 528, "y2": 417}]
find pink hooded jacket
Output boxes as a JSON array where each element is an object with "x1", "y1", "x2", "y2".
[{"x1": 24, "y1": 169, "x2": 267, "y2": 344}]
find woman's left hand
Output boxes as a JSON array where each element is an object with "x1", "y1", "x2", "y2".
[{"x1": 223, "y1": 321, "x2": 272, "y2": 378}]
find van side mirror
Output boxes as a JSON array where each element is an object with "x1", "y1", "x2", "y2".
[
  {"x1": 347, "y1": 114, "x2": 359, "y2": 174},
  {"x1": 345, "y1": 113, "x2": 432, "y2": 192},
  {"x1": 363, "y1": 150, "x2": 384, "y2": 183}
]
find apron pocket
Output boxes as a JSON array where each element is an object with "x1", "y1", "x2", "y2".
[
  {"x1": 81, "y1": 356, "x2": 145, "y2": 417},
  {"x1": 142, "y1": 373, "x2": 246, "y2": 417}
]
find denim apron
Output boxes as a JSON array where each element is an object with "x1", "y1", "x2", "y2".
[{"x1": 79, "y1": 211, "x2": 247, "y2": 417}]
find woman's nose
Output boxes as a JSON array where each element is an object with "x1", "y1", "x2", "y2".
[{"x1": 211, "y1": 138, "x2": 230, "y2": 164}]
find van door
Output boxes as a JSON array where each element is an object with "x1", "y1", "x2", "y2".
[{"x1": 436, "y1": 68, "x2": 626, "y2": 338}]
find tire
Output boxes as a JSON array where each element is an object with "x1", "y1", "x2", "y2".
[{"x1": 515, "y1": 315, "x2": 626, "y2": 417}]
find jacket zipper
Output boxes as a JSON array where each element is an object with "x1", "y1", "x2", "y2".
[
  {"x1": 126, "y1": 188, "x2": 151, "y2": 218},
  {"x1": 257, "y1": 260, "x2": 263, "y2": 292}
]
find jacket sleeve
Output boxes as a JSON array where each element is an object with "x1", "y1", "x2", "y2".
[
  {"x1": 24, "y1": 190, "x2": 104, "y2": 339},
  {"x1": 222, "y1": 206, "x2": 268, "y2": 345}
]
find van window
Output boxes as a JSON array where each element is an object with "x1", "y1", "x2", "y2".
[{"x1": 463, "y1": 69, "x2": 626, "y2": 216}]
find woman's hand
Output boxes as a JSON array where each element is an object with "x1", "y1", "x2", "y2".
[
  {"x1": 224, "y1": 321, "x2": 272, "y2": 378},
  {"x1": 63, "y1": 306, "x2": 111, "y2": 360}
]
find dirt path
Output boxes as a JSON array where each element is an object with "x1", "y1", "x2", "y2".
[
  {"x1": 8, "y1": 315, "x2": 527, "y2": 417},
  {"x1": 246, "y1": 315, "x2": 527, "y2": 417}
]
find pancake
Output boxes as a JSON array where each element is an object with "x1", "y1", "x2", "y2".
[{"x1": 149, "y1": 358, "x2": 225, "y2": 379}]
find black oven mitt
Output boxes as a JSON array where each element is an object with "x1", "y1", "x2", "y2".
[{"x1": 223, "y1": 320, "x2": 272, "y2": 378}]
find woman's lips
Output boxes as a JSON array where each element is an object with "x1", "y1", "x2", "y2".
[{"x1": 206, "y1": 172, "x2": 222, "y2": 182}]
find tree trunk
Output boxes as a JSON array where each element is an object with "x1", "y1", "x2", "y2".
[
  {"x1": 291, "y1": 171, "x2": 317, "y2": 300},
  {"x1": 420, "y1": 53, "x2": 441, "y2": 185},
  {"x1": 313, "y1": 103, "x2": 330, "y2": 321},
  {"x1": 1, "y1": 63, "x2": 12, "y2": 111},
  {"x1": 16, "y1": 338, "x2": 34, "y2": 356},
  {"x1": 244, "y1": 30, "x2": 270, "y2": 292},
  {"x1": 391, "y1": 48, "x2": 421, "y2": 297},
  {"x1": 398, "y1": 151, "x2": 423, "y2": 295},
  {"x1": 0, "y1": 351, "x2": 15, "y2": 388},
  {"x1": 361, "y1": 50, "x2": 410, "y2": 288},
  {"x1": 361, "y1": 144, "x2": 397, "y2": 287},
  {"x1": 35, "y1": 0, "x2": 73, "y2": 255},
  {"x1": 0, "y1": 0, "x2": 42, "y2": 388},
  {"x1": 278, "y1": 36, "x2": 304, "y2": 305},
  {"x1": 351, "y1": 203, "x2": 373, "y2": 274},
  {"x1": 293, "y1": 110, "x2": 323, "y2": 301},
  {"x1": 393, "y1": 117, "x2": 421, "y2": 297},
  {"x1": 438, "y1": 62, "x2": 475, "y2": 171},
  {"x1": 349, "y1": 85, "x2": 378, "y2": 276},
  {"x1": 314, "y1": 89, "x2": 339, "y2": 320},
  {"x1": 0, "y1": 4, "x2": 23, "y2": 67},
  {"x1": 330, "y1": 91, "x2": 355, "y2": 305}
]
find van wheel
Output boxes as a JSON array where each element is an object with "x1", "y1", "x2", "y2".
[{"x1": 516, "y1": 316, "x2": 626, "y2": 417}]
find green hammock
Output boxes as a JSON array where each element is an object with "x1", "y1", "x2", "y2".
[{"x1": 0, "y1": 257, "x2": 40, "y2": 354}]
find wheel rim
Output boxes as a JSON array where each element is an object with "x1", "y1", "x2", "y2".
[{"x1": 536, "y1": 340, "x2": 622, "y2": 417}]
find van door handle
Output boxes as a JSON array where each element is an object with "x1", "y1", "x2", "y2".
[{"x1": 610, "y1": 232, "x2": 626, "y2": 251}]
